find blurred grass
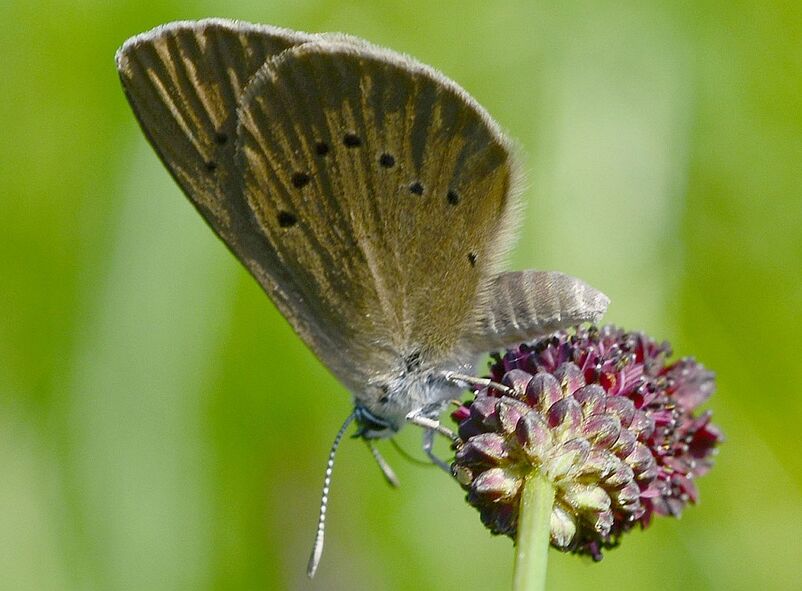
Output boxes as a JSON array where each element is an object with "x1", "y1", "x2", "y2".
[{"x1": 1, "y1": 1, "x2": 801, "y2": 590}]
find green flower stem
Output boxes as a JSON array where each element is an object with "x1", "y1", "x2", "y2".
[{"x1": 512, "y1": 473, "x2": 555, "y2": 591}]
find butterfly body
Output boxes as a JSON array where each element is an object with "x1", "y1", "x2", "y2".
[
  {"x1": 116, "y1": 19, "x2": 609, "y2": 437},
  {"x1": 353, "y1": 350, "x2": 474, "y2": 436}
]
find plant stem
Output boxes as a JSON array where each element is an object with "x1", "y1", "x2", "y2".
[{"x1": 512, "y1": 473, "x2": 555, "y2": 591}]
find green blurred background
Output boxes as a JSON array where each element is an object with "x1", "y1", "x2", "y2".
[{"x1": 2, "y1": 1, "x2": 801, "y2": 589}]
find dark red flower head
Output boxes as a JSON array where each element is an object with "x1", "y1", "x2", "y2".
[{"x1": 451, "y1": 325, "x2": 722, "y2": 560}]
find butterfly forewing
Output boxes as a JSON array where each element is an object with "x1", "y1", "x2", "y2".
[
  {"x1": 116, "y1": 21, "x2": 357, "y2": 361},
  {"x1": 115, "y1": 19, "x2": 313, "y2": 269},
  {"x1": 116, "y1": 21, "x2": 527, "y2": 396},
  {"x1": 236, "y1": 42, "x2": 520, "y2": 388}
]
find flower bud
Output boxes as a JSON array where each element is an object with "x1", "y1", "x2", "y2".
[{"x1": 451, "y1": 325, "x2": 722, "y2": 559}]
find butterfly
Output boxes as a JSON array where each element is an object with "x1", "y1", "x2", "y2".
[{"x1": 115, "y1": 18, "x2": 609, "y2": 574}]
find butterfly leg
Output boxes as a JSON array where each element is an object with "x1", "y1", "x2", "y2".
[
  {"x1": 405, "y1": 411, "x2": 457, "y2": 474},
  {"x1": 444, "y1": 371, "x2": 515, "y2": 396},
  {"x1": 422, "y1": 428, "x2": 452, "y2": 474},
  {"x1": 405, "y1": 411, "x2": 458, "y2": 442},
  {"x1": 366, "y1": 440, "x2": 400, "y2": 488}
]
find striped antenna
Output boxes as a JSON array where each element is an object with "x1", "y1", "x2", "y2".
[{"x1": 307, "y1": 412, "x2": 356, "y2": 578}]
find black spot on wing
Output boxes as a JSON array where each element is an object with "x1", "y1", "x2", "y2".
[
  {"x1": 291, "y1": 172, "x2": 311, "y2": 188},
  {"x1": 379, "y1": 153, "x2": 395, "y2": 168},
  {"x1": 277, "y1": 211, "x2": 297, "y2": 228},
  {"x1": 343, "y1": 132, "x2": 362, "y2": 148}
]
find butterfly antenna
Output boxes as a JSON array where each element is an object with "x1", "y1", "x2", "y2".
[
  {"x1": 366, "y1": 440, "x2": 400, "y2": 487},
  {"x1": 307, "y1": 412, "x2": 356, "y2": 578}
]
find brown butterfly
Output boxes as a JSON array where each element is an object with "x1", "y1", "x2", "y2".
[{"x1": 116, "y1": 19, "x2": 609, "y2": 575}]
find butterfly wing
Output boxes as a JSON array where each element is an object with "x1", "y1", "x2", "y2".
[
  {"x1": 462, "y1": 270, "x2": 610, "y2": 354},
  {"x1": 115, "y1": 19, "x2": 316, "y2": 231},
  {"x1": 235, "y1": 41, "x2": 521, "y2": 391},
  {"x1": 116, "y1": 20, "x2": 335, "y2": 329},
  {"x1": 116, "y1": 21, "x2": 364, "y2": 377}
]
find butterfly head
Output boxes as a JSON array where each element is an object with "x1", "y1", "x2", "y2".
[
  {"x1": 353, "y1": 404, "x2": 396, "y2": 439},
  {"x1": 353, "y1": 353, "x2": 473, "y2": 439}
]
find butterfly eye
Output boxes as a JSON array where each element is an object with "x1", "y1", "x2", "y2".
[{"x1": 354, "y1": 405, "x2": 394, "y2": 437}]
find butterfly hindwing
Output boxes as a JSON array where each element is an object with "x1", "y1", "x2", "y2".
[{"x1": 461, "y1": 270, "x2": 610, "y2": 354}]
